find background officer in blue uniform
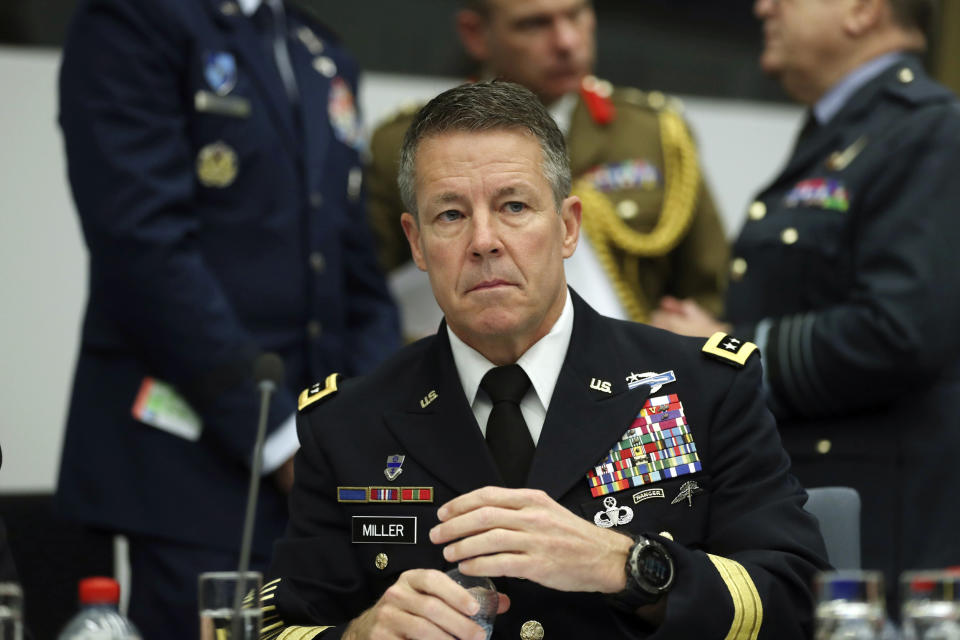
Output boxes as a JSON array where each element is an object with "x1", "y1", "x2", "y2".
[
  {"x1": 261, "y1": 81, "x2": 828, "y2": 640},
  {"x1": 56, "y1": 0, "x2": 400, "y2": 636},
  {"x1": 650, "y1": 0, "x2": 960, "y2": 606}
]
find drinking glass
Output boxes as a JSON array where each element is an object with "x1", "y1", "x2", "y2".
[
  {"x1": 901, "y1": 570, "x2": 960, "y2": 640},
  {"x1": 198, "y1": 571, "x2": 262, "y2": 640},
  {"x1": 814, "y1": 570, "x2": 887, "y2": 640},
  {"x1": 0, "y1": 583, "x2": 23, "y2": 640},
  {"x1": 446, "y1": 568, "x2": 498, "y2": 640}
]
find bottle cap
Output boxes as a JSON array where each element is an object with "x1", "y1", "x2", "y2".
[
  {"x1": 79, "y1": 577, "x2": 120, "y2": 605},
  {"x1": 827, "y1": 578, "x2": 863, "y2": 600}
]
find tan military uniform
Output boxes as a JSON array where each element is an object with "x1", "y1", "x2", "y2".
[{"x1": 365, "y1": 78, "x2": 729, "y2": 321}]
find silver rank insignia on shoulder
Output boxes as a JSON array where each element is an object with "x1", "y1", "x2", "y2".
[
  {"x1": 594, "y1": 496, "x2": 633, "y2": 528},
  {"x1": 671, "y1": 480, "x2": 703, "y2": 507},
  {"x1": 384, "y1": 454, "x2": 405, "y2": 481},
  {"x1": 626, "y1": 370, "x2": 676, "y2": 393}
]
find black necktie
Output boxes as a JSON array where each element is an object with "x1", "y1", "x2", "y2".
[{"x1": 481, "y1": 365, "x2": 535, "y2": 488}]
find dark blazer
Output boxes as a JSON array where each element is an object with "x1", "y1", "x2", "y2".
[
  {"x1": 725, "y1": 57, "x2": 960, "y2": 592},
  {"x1": 56, "y1": 0, "x2": 399, "y2": 554},
  {"x1": 265, "y1": 292, "x2": 828, "y2": 639}
]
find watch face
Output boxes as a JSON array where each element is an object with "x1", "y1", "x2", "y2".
[{"x1": 636, "y1": 545, "x2": 673, "y2": 590}]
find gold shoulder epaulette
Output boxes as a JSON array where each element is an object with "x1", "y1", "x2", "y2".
[
  {"x1": 298, "y1": 373, "x2": 342, "y2": 412},
  {"x1": 702, "y1": 332, "x2": 758, "y2": 368},
  {"x1": 617, "y1": 88, "x2": 684, "y2": 114}
]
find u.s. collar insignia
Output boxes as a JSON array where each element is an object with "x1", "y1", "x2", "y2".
[
  {"x1": 594, "y1": 496, "x2": 633, "y2": 528},
  {"x1": 203, "y1": 51, "x2": 237, "y2": 96},
  {"x1": 384, "y1": 454, "x2": 405, "y2": 481},
  {"x1": 671, "y1": 480, "x2": 703, "y2": 507},
  {"x1": 589, "y1": 378, "x2": 612, "y2": 394},
  {"x1": 702, "y1": 332, "x2": 757, "y2": 368},
  {"x1": 626, "y1": 370, "x2": 676, "y2": 393},
  {"x1": 298, "y1": 372, "x2": 341, "y2": 411}
]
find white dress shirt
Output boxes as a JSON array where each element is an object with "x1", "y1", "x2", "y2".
[{"x1": 447, "y1": 290, "x2": 574, "y2": 445}]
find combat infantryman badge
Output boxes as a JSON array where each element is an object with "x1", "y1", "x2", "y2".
[
  {"x1": 671, "y1": 480, "x2": 703, "y2": 507},
  {"x1": 594, "y1": 496, "x2": 634, "y2": 528},
  {"x1": 384, "y1": 454, "x2": 404, "y2": 481},
  {"x1": 626, "y1": 370, "x2": 677, "y2": 393}
]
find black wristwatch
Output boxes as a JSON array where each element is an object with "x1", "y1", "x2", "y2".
[{"x1": 608, "y1": 533, "x2": 675, "y2": 611}]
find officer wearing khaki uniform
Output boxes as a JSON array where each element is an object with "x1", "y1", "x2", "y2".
[{"x1": 366, "y1": 0, "x2": 728, "y2": 326}]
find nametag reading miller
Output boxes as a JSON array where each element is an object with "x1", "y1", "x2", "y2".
[{"x1": 351, "y1": 516, "x2": 418, "y2": 544}]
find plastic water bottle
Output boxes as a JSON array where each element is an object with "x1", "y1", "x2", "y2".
[
  {"x1": 815, "y1": 573, "x2": 887, "y2": 640},
  {"x1": 57, "y1": 577, "x2": 141, "y2": 640}
]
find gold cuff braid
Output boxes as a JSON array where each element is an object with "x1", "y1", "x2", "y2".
[{"x1": 573, "y1": 108, "x2": 700, "y2": 322}]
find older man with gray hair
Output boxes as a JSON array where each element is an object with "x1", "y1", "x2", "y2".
[
  {"x1": 652, "y1": 0, "x2": 960, "y2": 606},
  {"x1": 262, "y1": 81, "x2": 828, "y2": 640}
]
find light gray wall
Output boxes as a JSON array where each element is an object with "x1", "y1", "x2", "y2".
[{"x1": 0, "y1": 50, "x2": 802, "y2": 493}]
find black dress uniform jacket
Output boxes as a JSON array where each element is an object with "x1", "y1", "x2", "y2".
[
  {"x1": 725, "y1": 57, "x2": 960, "y2": 591},
  {"x1": 265, "y1": 292, "x2": 828, "y2": 640},
  {"x1": 56, "y1": 0, "x2": 399, "y2": 555}
]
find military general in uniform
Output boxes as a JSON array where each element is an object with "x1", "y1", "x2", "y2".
[
  {"x1": 650, "y1": 0, "x2": 960, "y2": 605},
  {"x1": 56, "y1": 0, "x2": 399, "y2": 636},
  {"x1": 260, "y1": 81, "x2": 828, "y2": 640},
  {"x1": 367, "y1": 0, "x2": 728, "y2": 331}
]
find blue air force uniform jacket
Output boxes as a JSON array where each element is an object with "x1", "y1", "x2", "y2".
[
  {"x1": 263, "y1": 293, "x2": 828, "y2": 640},
  {"x1": 725, "y1": 58, "x2": 960, "y2": 589},
  {"x1": 56, "y1": 0, "x2": 399, "y2": 554}
]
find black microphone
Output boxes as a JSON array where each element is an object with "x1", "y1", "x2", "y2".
[{"x1": 232, "y1": 353, "x2": 285, "y2": 635}]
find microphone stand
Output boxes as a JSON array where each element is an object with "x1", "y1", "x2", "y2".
[{"x1": 231, "y1": 373, "x2": 277, "y2": 638}]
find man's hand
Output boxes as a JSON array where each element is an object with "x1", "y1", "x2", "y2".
[
  {"x1": 430, "y1": 487, "x2": 633, "y2": 594},
  {"x1": 649, "y1": 296, "x2": 730, "y2": 338},
  {"x1": 343, "y1": 568, "x2": 510, "y2": 640}
]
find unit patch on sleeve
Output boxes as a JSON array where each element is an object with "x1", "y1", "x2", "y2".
[{"x1": 701, "y1": 333, "x2": 758, "y2": 368}]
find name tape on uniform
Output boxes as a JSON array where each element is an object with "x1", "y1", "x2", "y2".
[{"x1": 351, "y1": 516, "x2": 417, "y2": 544}]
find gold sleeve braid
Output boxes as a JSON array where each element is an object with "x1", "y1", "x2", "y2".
[
  {"x1": 259, "y1": 578, "x2": 332, "y2": 640},
  {"x1": 573, "y1": 108, "x2": 701, "y2": 322},
  {"x1": 707, "y1": 554, "x2": 764, "y2": 640}
]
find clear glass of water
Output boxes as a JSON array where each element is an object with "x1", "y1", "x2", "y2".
[
  {"x1": 446, "y1": 568, "x2": 498, "y2": 640},
  {"x1": 901, "y1": 570, "x2": 960, "y2": 640},
  {"x1": 0, "y1": 583, "x2": 23, "y2": 640},
  {"x1": 198, "y1": 571, "x2": 262, "y2": 640},
  {"x1": 814, "y1": 570, "x2": 887, "y2": 640}
]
